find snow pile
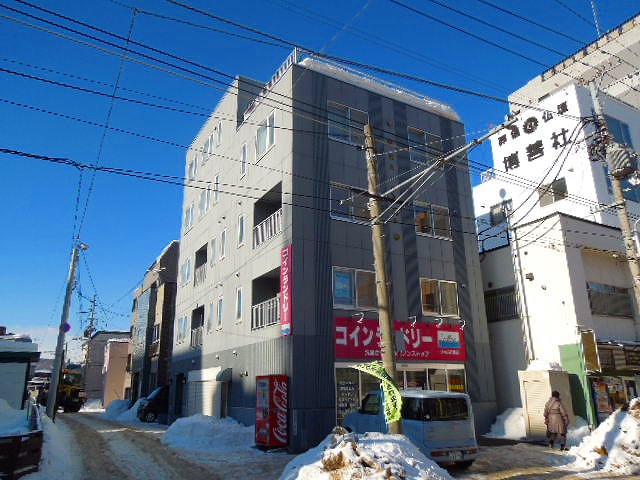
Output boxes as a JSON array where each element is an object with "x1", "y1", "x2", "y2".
[
  {"x1": 162, "y1": 414, "x2": 257, "y2": 453},
  {"x1": 0, "y1": 399, "x2": 31, "y2": 436},
  {"x1": 101, "y1": 398, "x2": 144, "y2": 423},
  {"x1": 484, "y1": 407, "x2": 525, "y2": 439},
  {"x1": 25, "y1": 412, "x2": 83, "y2": 480},
  {"x1": 566, "y1": 415, "x2": 591, "y2": 447},
  {"x1": 526, "y1": 359, "x2": 564, "y2": 371},
  {"x1": 81, "y1": 399, "x2": 104, "y2": 412},
  {"x1": 280, "y1": 427, "x2": 453, "y2": 480},
  {"x1": 567, "y1": 398, "x2": 640, "y2": 475}
]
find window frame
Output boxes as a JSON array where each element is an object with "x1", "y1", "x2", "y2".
[
  {"x1": 237, "y1": 214, "x2": 245, "y2": 247},
  {"x1": 414, "y1": 202, "x2": 451, "y2": 239},
  {"x1": 213, "y1": 174, "x2": 220, "y2": 204},
  {"x1": 407, "y1": 126, "x2": 442, "y2": 165},
  {"x1": 240, "y1": 143, "x2": 248, "y2": 178},
  {"x1": 420, "y1": 278, "x2": 460, "y2": 317},
  {"x1": 256, "y1": 111, "x2": 276, "y2": 158},
  {"x1": 219, "y1": 229, "x2": 227, "y2": 260},
  {"x1": 329, "y1": 184, "x2": 370, "y2": 224},
  {"x1": 216, "y1": 296, "x2": 224, "y2": 329},
  {"x1": 538, "y1": 177, "x2": 567, "y2": 207},
  {"x1": 235, "y1": 287, "x2": 243, "y2": 322},
  {"x1": 332, "y1": 267, "x2": 377, "y2": 309},
  {"x1": 327, "y1": 101, "x2": 368, "y2": 146}
]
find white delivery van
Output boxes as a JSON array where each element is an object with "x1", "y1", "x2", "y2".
[{"x1": 343, "y1": 390, "x2": 478, "y2": 468}]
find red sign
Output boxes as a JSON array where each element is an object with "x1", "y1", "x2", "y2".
[
  {"x1": 334, "y1": 317, "x2": 466, "y2": 361},
  {"x1": 255, "y1": 374, "x2": 288, "y2": 447},
  {"x1": 280, "y1": 245, "x2": 292, "y2": 336}
]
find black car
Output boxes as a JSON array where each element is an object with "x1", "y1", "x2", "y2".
[{"x1": 137, "y1": 385, "x2": 169, "y2": 422}]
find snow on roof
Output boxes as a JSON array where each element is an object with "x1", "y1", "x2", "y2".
[
  {"x1": 0, "y1": 399, "x2": 31, "y2": 436},
  {"x1": 280, "y1": 428, "x2": 453, "y2": 480},
  {"x1": 299, "y1": 57, "x2": 460, "y2": 122},
  {"x1": 567, "y1": 399, "x2": 640, "y2": 475}
]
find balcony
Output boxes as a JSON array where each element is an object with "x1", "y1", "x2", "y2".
[
  {"x1": 253, "y1": 208, "x2": 283, "y2": 248},
  {"x1": 480, "y1": 168, "x2": 495, "y2": 183},
  {"x1": 194, "y1": 264, "x2": 207, "y2": 287},
  {"x1": 190, "y1": 326, "x2": 203, "y2": 349},
  {"x1": 252, "y1": 295, "x2": 280, "y2": 330}
]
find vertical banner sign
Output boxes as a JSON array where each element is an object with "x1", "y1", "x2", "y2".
[
  {"x1": 255, "y1": 374, "x2": 288, "y2": 447},
  {"x1": 280, "y1": 244, "x2": 292, "y2": 335}
]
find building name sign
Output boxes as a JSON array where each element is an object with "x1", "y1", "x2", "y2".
[
  {"x1": 498, "y1": 101, "x2": 574, "y2": 172},
  {"x1": 334, "y1": 317, "x2": 466, "y2": 361}
]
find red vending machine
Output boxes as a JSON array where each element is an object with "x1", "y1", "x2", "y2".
[{"x1": 255, "y1": 374, "x2": 288, "y2": 447}]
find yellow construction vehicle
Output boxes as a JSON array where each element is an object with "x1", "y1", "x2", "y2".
[{"x1": 57, "y1": 363, "x2": 85, "y2": 413}]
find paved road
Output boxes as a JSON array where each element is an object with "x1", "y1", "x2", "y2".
[{"x1": 62, "y1": 414, "x2": 220, "y2": 480}]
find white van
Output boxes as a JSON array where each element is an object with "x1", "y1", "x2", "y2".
[{"x1": 342, "y1": 390, "x2": 478, "y2": 468}]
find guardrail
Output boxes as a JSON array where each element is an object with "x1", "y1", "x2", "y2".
[
  {"x1": 251, "y1": 295, "x2": 280, "y2": 330},
  {"x1": 0, "y1": 402, "x2": 43, "y2": 480},
  {"x1": 253, "y1": 208, "x2": 283, "y2": 248}
]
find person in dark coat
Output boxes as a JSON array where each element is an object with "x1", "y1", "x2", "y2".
[{"x1": 544, "y1": 390, "x2": 569, "y2": 450}]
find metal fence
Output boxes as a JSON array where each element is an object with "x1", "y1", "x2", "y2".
[
  {"x1": 0, "y1": 402, "x2": 43, "y2": 480},
  {"x1": 252, "y1": 296, "x2": 280, "y2": 329}
]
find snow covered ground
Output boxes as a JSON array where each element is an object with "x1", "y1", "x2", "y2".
[
  {"x1": 0, "y1": 398, "x2": 31, "y2": 436},
  {"x1": 3, "y1": 397, "x2": 638, "y2": 479}
]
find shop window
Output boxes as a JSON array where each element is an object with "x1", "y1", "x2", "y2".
[
  {"x1": 404, "y1": 370, "x2": 427, "y2": 390},
  {"x1": 335, "y1": 368, "x2": 359, "y2": 424},
  {"x1": 428, "y1": 368, "x2": 447, "y2": 391},
  {"x1": 447, "y1": 369, "x2": 466, "y2": 392}
]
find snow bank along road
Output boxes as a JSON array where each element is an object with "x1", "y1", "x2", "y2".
[{"x1": 62, "y1": 414, "x2": 220, "y2": 480}]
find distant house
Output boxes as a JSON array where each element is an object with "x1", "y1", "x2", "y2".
[
  {"x1": 102, "y1": 339, "x2": 131, "y2": 407},
  {"x1": 0, "y1": 326, "x2": 40, "y2": 409},
  {"x1": 82, "y1": 330, "x2": 129, "y2": 406}
]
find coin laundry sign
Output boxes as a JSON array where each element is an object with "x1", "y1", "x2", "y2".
[{"x1": 334, "y1": 317, "x2": 466, "y2": 361}]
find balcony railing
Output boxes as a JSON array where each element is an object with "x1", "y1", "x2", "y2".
[
  {"x1": 194, "y1": 264, "x2": 207, "y2": 287},
  {"x1": 253, "y1": 208, "x2": 283, "y2": 248},
  {"x1": 252, "y1": 295, "x2": 280, "y2": 330},
  {"x1": 190, "y1": 326, "x2": 203, "y2": 349},
  {"x1": 480, "y1": 168, "x2": 495, "y2": 183}
]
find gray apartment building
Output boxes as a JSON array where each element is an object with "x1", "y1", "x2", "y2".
[
  {"x1": 171, "y1": 50, "x2": 496, "y2": 452},
  {"x1": 130, "y1": 240, "x2": 179, "y2": 403}
]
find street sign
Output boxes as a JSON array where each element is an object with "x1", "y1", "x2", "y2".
[{"x1": 61, "y1": 322, "x2": 71, "y2": 333}]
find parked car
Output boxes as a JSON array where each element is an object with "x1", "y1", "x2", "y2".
[
  {"x1": 343, "y1": 390, "x2": 478, "y2": 468},
  {"x1": 137, "y1": 385, "x2": 169, "y2": 423}
]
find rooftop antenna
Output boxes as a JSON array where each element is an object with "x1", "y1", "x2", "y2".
[{"x1": 590, "y1": 0, "x2": 602, "y2": 37}]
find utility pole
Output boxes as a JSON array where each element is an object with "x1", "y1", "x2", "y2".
[
  {"x1": 47, "y1": 242, "x2": 88, "y2": 420},
  {"x1": 589, "y1": 82, "x2": 640, "y2": 340},
  {"x1": 363, "y1": 123, "x2": 402, "y2": 434}
]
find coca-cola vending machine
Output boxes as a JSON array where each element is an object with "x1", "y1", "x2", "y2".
[{"x1": 255, "y1": 374, "x2": 288, "y2": 448}]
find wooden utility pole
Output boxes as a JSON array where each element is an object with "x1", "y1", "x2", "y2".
[
  {"x1": 589, "y1": 82, "x2": 640, "y2": 340},
  {"x1": 363, "y1": 123, "x2": 402, "y2": 434}
]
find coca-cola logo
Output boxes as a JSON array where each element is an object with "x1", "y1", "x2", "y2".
[{"x1": 272, "y1": 379, "x2": 288, "y2": 443}]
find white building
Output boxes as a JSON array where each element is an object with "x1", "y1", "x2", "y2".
[{"x1": 473, "y1": 14, "x2": 640, "y2": 425}]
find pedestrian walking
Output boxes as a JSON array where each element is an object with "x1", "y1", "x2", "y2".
[{"x1": 544, "y1": 390, "x2": 569, "y2": 450}]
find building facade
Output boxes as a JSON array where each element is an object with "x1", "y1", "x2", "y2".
[
  {"x1": 103, "y1": 339, "x2": 131, "y2": 407},
  {"x1": 473, "y1": 15, "x2": 640, "y2": 422},
  {"x1": 172, "y1": 51, "x2": 496, "y2": 452},
  {"x1": 130, "y1": 240, "x2": 179, "y2": 403},
  {"x1": 82, "y1": 330, "x2": 129, "y2": 405}
]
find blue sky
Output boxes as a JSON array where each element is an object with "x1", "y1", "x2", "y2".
[{"x1": 1, "y1": 0, "x2": 637, "y2": 359}]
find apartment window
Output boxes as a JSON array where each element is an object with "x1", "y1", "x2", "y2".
[
  {"x1": 414, "y1": 202, "x2": 451, "y2": 239},
  {"x1": 215, "y1": 121, "x2": 222, "y2": 146},
  {"x1": 180, "y1": 258, "x2": 192, "y2": 285},
  {"x1": 202, "y1": 138, "x2": 210, "y2": 165},
  {"x1": 256, "y1": 112, "x2": 275, "y2": 158},
  {"x1": 237, "y1": 214, "x2": 245, "y2": 246},
  {"x1": 603, "y1": 166, "x2": 640, "y2": 203},
  {"x1": 327, "y1": 101, "x2": 368, "y2": 145},
  {"x1": 219, "y1": 229, "x2": 227, "y2": 260},
  {"x1": 216, "y1": 296, "x2": 223, "y2": 328},
  {"x1": 330, "y1": 184, "x2": 370, "y2": 223},
  {"x1": 484, "y1": 286, "x2": 519, "y2": 323},
  {"x1": 333, "y1": 267, "x2": 377, "y2": 309},
  {"x1": 408, "y1": 127, "x2": 442, "y2": 165},
  {"x1": 235, "y1": 287, "x2": 243, "y2": 322},
  {"x1": 538, "y1": 177, "x2": 567, "y2": 207},
  {"x1": 207, "y1": 303, "x2": 214, "y2": 334},
  {"x1": 240, "y1": 143, "x2": 248, "y2": 178},
  {"x1": 183, "y1": 202, "x2": 194, "y2": 231},
  {"x1": 604, "y1": 115, "x2": 633, "y2": 147},
  {"x1": 213, "y1": 174, "x2": 220, "y2": 203},
  {"x1": 198, "y1": 189, "x2": 207, "y2": 218},
  {"x1": 587, "y1": 282, "x2": 633, "y2": 317},
  {"x1": 489, "y1": 202, "x2": 507, "y2": 226},
  {"x1": 210, "y1": 237, "x2": 218, "y2": 265},
  {"x1": 151, "y1": 324, "x2": 160, "y2": 343},
  {"x1": 187, "y1": 157, "x2": 197, "y2": 180},
  {"x1": 420, "y1": 278, "x2": 459, "y2": 316},
  {"x1": 176, "y1": 316, "x2": 188, "y2": 344},
  {"x1": 205, "y1": 185, "x2": 212, "y2": 211}
]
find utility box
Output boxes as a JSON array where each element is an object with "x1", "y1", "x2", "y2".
[{"x1": 518, "y1": 369, "x2": 575, "y2": 439}]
